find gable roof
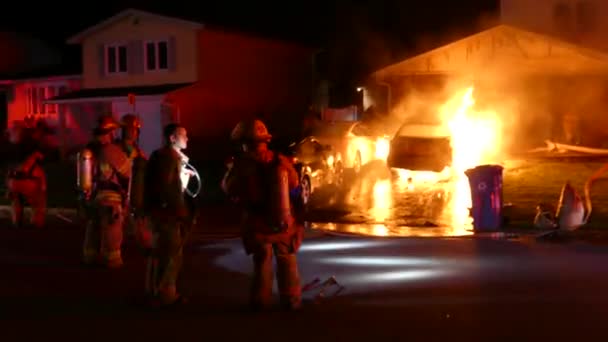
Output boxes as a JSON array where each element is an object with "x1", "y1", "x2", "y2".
[
  {"x1": 67, "y1": 8, "x2": 204, "y2": 44},
  {"x1": 372, "y1": 24, "x2": 608, "y2": 79}
]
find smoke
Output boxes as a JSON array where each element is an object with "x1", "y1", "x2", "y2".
[{"x1": 373, "y1": 8, "x2": 608, "y2": 153}]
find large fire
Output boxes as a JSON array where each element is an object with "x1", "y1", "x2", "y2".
[
  {"x1": 440, "y1": 86, "x2": 503, "y2": 233},
  {"x1": 364, "y1": 86, "x2": 503, "y2": 235}
]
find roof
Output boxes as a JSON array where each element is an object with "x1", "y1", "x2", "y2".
[
  {"x1": 372, "y1": 24, "x2": 608, "y2": 79},
  {"x1": 67, "y1": 8, "x2": 204, "y2": 44},
  {"x1": 45, "y1": 82, "x2": 194, "y2": 104}
]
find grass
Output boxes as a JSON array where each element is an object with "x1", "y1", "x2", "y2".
[{"x1": 502, "y1": 159, "x2": 608, "y2": 230}]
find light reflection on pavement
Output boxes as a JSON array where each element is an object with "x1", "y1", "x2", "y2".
[{"x1": 201, "y1": 234, "x2": 608, "y2": 306}]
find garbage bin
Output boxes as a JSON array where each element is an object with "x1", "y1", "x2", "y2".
[{"x1": 464, "y1": 164, "x2": 504, "y2": 232}]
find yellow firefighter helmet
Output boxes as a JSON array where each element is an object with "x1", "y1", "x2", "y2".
[
  {"x1": 94, "y1": 115, "x2": 121, "y2": 135},
  {"x1": 230, "y1": 119, "x2": 272, "y2": 142},
  {"x1": 121, "y1": 114, "x2": 141, "y2": 128}
]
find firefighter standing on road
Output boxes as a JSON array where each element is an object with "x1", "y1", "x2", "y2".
[
  {"x1": 5, "y1": 119, "x2": 56, "y2": 229},
  {"x1": 143, "y1": 123, "x2": 194, "y2": 305},
  {"x1": 80, "y1": 115, "x2": 132, "y2": 268},
  {"x1": 117, "y1": 114, "x2": 150, "y2": 251},
  {"x1": 222, "y1": 119, "x2": 303, "y2": 311}
]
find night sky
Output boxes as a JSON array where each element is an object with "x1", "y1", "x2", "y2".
[{"x1": 1, "y1": 0, "x2": 499, "y2": 81}]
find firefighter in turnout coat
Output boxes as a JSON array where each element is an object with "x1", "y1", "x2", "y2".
[
  {"x1": 81, "y1": 115, "x2": 132, "y2": 268},
  {"x1": 222, "y1": 119, "x2": 303, "y2": 311},
  {"x1": 117, "y1": 114, "x2": 150, "y2": 251},
  {"x1": 143, "y1": 123, "x2": 193, "y2": 305},
  {"x1": 5, "y1": 118, "x2": 57, "y2": 229}
]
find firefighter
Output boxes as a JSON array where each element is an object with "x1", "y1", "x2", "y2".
[
  {"x1": 118, "y1": 114, "x2": 150, "y2": 251},
  {"x1": 4, "y1": 120, "x2": 54, "y2": 229},
  {"x1": 143, "y1": 123, "x2": 194, "y2": 305},
  {"x1": 222, "y1": 119, "x2": 303, "y2": 311},
  {"x1": 80, "y1": 115, "x2": 132, "y2": 268},
  {"x1": 118, "y1": 114, "x2": 146, "y2": 159}
]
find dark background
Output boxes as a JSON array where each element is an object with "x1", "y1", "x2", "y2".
[{"x1": 0, "y1": 0, "x2": 500, "y2": 82}]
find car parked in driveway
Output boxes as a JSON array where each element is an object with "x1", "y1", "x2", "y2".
[
  {"x1": 309, "y1": 121, "x2": 381, "y2": 175},
  {"x1": 288, "y1": 136, "x2": 342, "y2": 205},
  {"x1": 387, "y1": 124, "x2": 452, "y2": 172}
]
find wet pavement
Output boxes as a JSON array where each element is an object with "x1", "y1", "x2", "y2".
[{"x1": 304, "y1": 157, "x2": 608, "y2": 236}]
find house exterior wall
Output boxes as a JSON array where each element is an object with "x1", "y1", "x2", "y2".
[
  {"x1": 80, "y1": 14, "x2": 198, "y2": 89},
  {"x1": 166, "y1": 29, "x2": 314, "y2": 160},
  {"x1": 500, "y1": 0, "x2": 608, "y2": 49}
]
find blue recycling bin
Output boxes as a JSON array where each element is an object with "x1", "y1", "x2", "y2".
[{"x1": 464, "y1": 164, "x2": 504, "y2": 232}]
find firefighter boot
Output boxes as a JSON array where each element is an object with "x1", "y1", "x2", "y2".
[
  {"x1": 250, "y1": 244, "x2": 274, "y2": 311},
  {"x1": 276, "y1": 252, "x2": 302, "y2": 311}
]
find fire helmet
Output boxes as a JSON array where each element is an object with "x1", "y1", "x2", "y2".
[
  {"x1": 230, "y1": 119, "x2": 272, "y2": 142},
  {"x1": 121, "y1": 114, "x2": 141, "y2": 128},
  {"x1": 94, "y1": 115, "x2": 121, "y2": 134}
]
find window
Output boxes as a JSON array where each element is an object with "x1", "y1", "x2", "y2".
[
  {"x1": 146, "y1": 40, "x2": 169, "y2": 71},
  {"x1": 106, "y1": 44, "x2": 128, "y2": 74},
  {"x1": 26, "y1": 85, "x2": 67, "y2": 117}
]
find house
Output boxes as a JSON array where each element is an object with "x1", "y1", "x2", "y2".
[
  {"x1": 500, "y1": 0, "x2": 608, "y2": 50},
  {"x1": 1, "y1": 69, "x2": 82, "y2": 150},
  {"x1": 0, "y1": 32, "x2": 74, "y2": 133},
  {"x1": 45, "y1": 8, "x2": 315, "y2": 160}
]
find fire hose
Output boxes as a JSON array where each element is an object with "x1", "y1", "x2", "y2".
[
  {"x1": 177, "y1": 150, "x2": 202, "y2": 199},
  {"x1": 183, "y1": 162, "x2": 202, "y2": 198}
]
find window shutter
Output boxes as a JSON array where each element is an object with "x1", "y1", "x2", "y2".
[
  {"x1": 128, "y1": 40, "x2": 144, "y2": 74},
  {"x1": 98, "y1": 44, "x2": 106, "y2": 77},
  {"x1": 168, "y1": 36, "x2": 177, "y2": 71}
]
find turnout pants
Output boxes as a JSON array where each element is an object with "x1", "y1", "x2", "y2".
[
  {"x1": 82, "y1": 200, "x2": 125, "y2": 268},
  {"x1": 245, "y1": 228, "x2": 303, "y2": 310},
  {"x1": 145, "y1": 219, "x2": 187, "y2": 303},
  {"x1": 6, "y1": 168, "x2": 47, "y2": 229}
]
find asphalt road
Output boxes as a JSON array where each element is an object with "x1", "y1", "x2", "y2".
[{"x1": 1, "y1": 214, "x2": 608, "y2": 340}]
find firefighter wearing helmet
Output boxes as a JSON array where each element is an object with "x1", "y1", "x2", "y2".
[
  {"x1": 80, "y1": 115, "x2": 133, "y2": 268},
  {"x1": 117, "y1": 114, "x2": 150, "y2": 251},
  {"x1": 222, "y1": 119, "x2": 303, "y2": 311},
  {"x1": 5, "y1": 118, "x2": 57, "y2": 229}
]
